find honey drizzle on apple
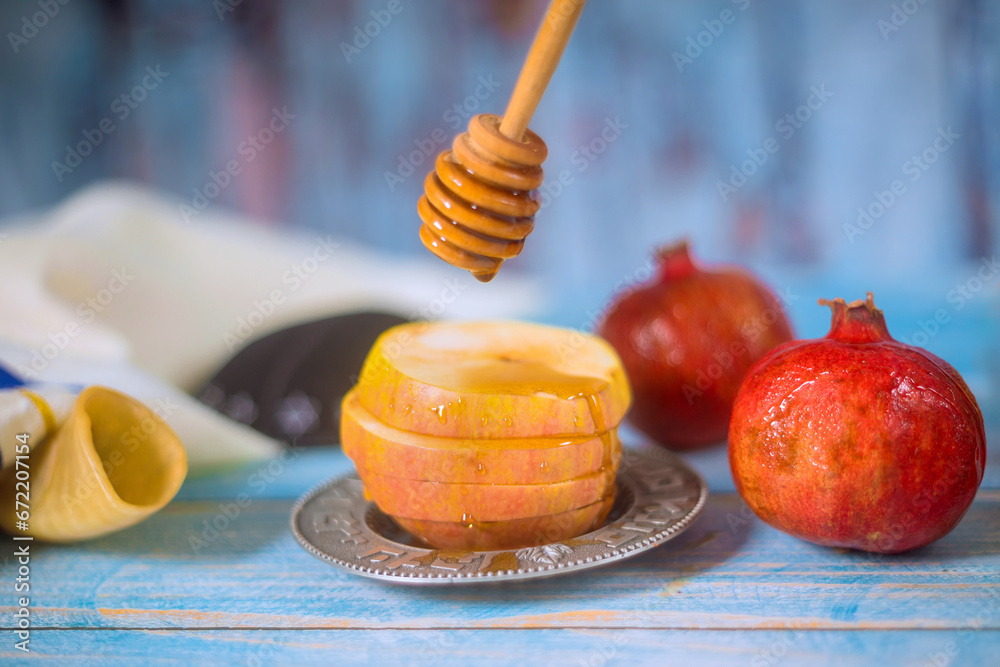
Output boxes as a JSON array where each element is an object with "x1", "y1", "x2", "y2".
[
  {"x1": 449, "y1": 354, "x2": 617, "y2": 506},
  {"x1": 584, "y1": 394, "x2": 613, "y2": 472},
  {"x1": 585, "y1": 393, "x2": 616, "y2": 508}
]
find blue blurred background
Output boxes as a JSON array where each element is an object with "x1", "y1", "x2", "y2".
[{"x1": 1, "y1": 0, "x2": 998, "y2": 403}]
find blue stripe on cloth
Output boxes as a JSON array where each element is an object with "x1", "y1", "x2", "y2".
[{"x1": 0, "y1": 363, "x2": 24, "y2": 389}]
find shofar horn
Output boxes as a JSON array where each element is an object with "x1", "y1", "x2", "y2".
[{"x1": 0, "y1": 386, "x2": 187, "y2": 542}]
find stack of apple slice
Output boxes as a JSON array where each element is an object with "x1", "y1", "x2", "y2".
[{"x1": 340, "y1": 320, "x2": 632, "y2": 551}]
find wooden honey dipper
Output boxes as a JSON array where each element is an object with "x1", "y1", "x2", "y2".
[{"x1": 418, "y1": 0, "x2": 587, "y2": 282}]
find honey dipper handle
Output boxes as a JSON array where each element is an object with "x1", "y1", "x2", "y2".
[{"x1": 498, "y1": 0, "x2": 587, "y2": 141}]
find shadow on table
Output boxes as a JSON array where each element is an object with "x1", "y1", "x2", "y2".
[
  {"x1": 831, "y1": 491, "x2": 1000, "y2": 566},
  {"x1": 400, "y1": 494, "x2": 754, "y2": 603},
  {"x1": 33, "y1": 497, "x2": 291, "y2": 561}
]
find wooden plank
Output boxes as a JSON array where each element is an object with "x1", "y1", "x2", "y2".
[
  {"x1": 2, "y1": 629, "x2": 998, "y2": 666},
  {"x1": 3, "y1": 492, "x2": 997, "y2": 631}
]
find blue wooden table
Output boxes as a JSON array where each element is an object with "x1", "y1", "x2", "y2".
[{"x1": 2, "y1": 429, "x2": 998, "y2": 666}]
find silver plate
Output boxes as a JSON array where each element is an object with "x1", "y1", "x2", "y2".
[{"x1": 290, "y1": 447, "x2": 708, "y2": 584}]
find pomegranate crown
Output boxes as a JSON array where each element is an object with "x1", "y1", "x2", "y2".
[
  {"x1": 818, "y1": 292, "x2": 894, "y2": 344},
  {"x1": 655, "y1": 240, "x2": 696, "y2": 280}
]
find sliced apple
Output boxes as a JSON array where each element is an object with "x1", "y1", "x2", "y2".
[
  {"x1": 394, "y1": 492, "x2": 615, "y2": 551},
  {"x1": 341, "y1": 389, "x2": 620, "y2": 484},
  {"x1": 354, "y1": 321, "x2": 631, "y2": 439},
  {"x1": 357, "y1": 465, "x2": 615, "y2": 522}
]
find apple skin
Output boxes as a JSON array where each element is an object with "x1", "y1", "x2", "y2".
[
  {"x1": 357, "y1": 466, "x2": 615, "y2": 522},
  {"x1": 341, "y1": 390, "x2": 620, "y2": 484},
  {"x1": 395, "y1": 493, "x2": 615, "y2": 551},
  {"x1": 729, "y1": 298, "x2": 986, "y2": 554},
  {"x1": 354, "y1": 322, "x2": 631, "y2": 439},
  {"x1": 340, "y1": 320, "x2": 632, "y2": 550}
]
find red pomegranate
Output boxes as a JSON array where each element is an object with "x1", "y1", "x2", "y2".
[
  {"x1": 598, "y1": 241, "x2": 794, "y2": 449},
  {"x1": 729, "y1": 293, "x2": 986, "y2": 553}
]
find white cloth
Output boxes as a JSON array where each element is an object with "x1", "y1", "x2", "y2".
[
  {"x1": 0, "y1": 181, "x2": 541, "y2": 390},
  {"x1": 0, "y1": 181, "x2": 541, "y2": 470},
  {"x1": 0, "y1": 385, "x2": 76, "y2": 469},
  {"x1": 0, "y1": 343, "x2": 279, "y2": 474}
]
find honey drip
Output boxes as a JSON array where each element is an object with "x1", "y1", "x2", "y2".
[
  {"x1": 450, "y1": 354, "x2": 617, "y2": 480},
  {"x1": 585, "y1": 393, "x2": 614, "y2": 475},
  {"x1": 418, "y1": 114, "x2": 547, "y2": 283}
]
